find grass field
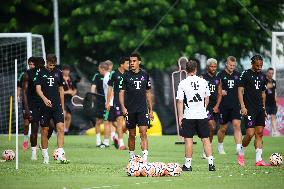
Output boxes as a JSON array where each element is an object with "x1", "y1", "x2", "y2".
[{"x1": 0, "y1": 135, "x2": 284, "y2": 189}]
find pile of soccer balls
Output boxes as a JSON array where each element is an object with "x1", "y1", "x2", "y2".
[
  {"x1": 2, "y1": 150, "x2": 15, "y2": 161},
  {"x1": 269, "y1": 153, "x2": 283, "y2": 166},
  {"x1": 126, "y1": 155, "x2": 182, "y2": 177}
]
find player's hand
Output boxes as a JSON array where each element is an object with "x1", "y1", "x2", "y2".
[
  {"x1": 43, "y1": 98, "x2": 52, "y2": 107},
  {"x1": 122, "y1": 106, "x2": 128, "y2": 116},
  {"x1": 240, "y1": 107, "x2": 248, "y2": 116},
  {"x1": 149, "y1": 110, "x2": 154, "y2": 121},
  {"x1": 105, "y1": 103, "x2": 110, "y2": 111},
  {"x1": 178, "y1": 117, "x2": 183, "y2": 127},
  {"x1": 213, "y1": 105, "x2": 219, "y2": 113},
  {"x1": 222, "y1": 90, "x2": 227, "y2": 96},
  {"x1": 24, "y1": 110, "x2": 30, "y2": 120}
]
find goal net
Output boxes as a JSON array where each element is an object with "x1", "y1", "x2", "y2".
[
  {"x1": 266, "y1": 32, "x2": 284, "y2": 136},
  {"x1": 0, "y1": 33, "x2": 46, "y2": 134}
]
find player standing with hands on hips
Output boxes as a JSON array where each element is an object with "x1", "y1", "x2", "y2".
[{"x1": 119, "y1": 53, "x2": 154, "y2": 162}]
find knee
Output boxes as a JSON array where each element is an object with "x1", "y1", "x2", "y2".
[
  {"x1": 246, "y1": 131, "x2": 254, "y2": 139},
  {"x1": 209, "y1": 124, "x2": 216, "y2": 131},
  {"x1": 57, "y1": 125, "x2": 64, "y2": 133},
  {"x1": 219, "y1": 126, "x2": 227, "y2": 133},
  {"x1": 255, "y1": 130, "x2": 263, "y2": 138},
  {"x1": 140, "y1": 131, "x2": 147, "y2": 139}
]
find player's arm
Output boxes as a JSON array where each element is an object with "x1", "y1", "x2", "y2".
[
  {"x1": 119, "y1": 89, "x2": 127, "y2": 115},
  {"x1": 91, "y1": 84, "x2": 97, "y2": 93},
  {"x1": 146, "y1": 89, "x2": 154, "y2": 121},
  {"x1": 23, "y1": 73, "x2": 30, "y2": 117},
  {"x1": 177, "y1": 100, "x2": 183, "y2": 127},
  {"x1": 59, "y1": 86, "x2": 64, "y2": 111},
  {"x1": 213, "y1": 81, "x2": 222, "y2": 113},
  {"x1": 36, "y1": 85, "x2": 52, "y2": 107},
  {"x1": 205, "y1": 96, "x2": 209, "y2": 108},
  {"x1": 106, "y1": 86, "x2": 113, "y2": 111},
  {"x1": 238, "y1": 86, "x2": 247, "y2": 116}
]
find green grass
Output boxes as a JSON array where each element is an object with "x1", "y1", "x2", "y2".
[{"x1": 0, "y1": 135, "x2": 284, "y2": 189}]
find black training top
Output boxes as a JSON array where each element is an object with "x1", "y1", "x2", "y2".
[
  {"x1": 120, "y1": 69, "x2": 151, "y2": 113},
  {"x1": 217, "y1": 70, "x2": 240, "y2": 107},
  {"x1": 91, "y1": 73, "x2": 104, "y2": 96},
  {"x1": 26, "y1": 68, "x2": 41, "y2": 102},
  {"x1": 17, "y1": 71, "x2": 25, "y2": 88},
  {"x1": 34, "y1": 67, "x2": 64, "y2": 106},
  {"x1": 265, "y1": 78, "x2": 276, "y2": 106},
  {"x1": 108, "y1": 70, "x2": 124, "y2": 105},
  {"x1": 239, "y1": 69, "x2": 266, "y2": 109},
  {"x1": 63, "y1": 77, "x2": 76, "y2": 102},
  {"x1": 202, "y1": 72, "x2": 220, "y2": 107}
]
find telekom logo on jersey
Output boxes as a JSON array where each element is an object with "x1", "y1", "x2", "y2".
[
  {"x1": 47, "y1": 77, "x2": 55, "y2": 86},
  {"x1": 227, "y1": 80, "x2": 234, "y2": 88},
  {"x1": 134, "y1": 81, "x2": 141, "y2": 89}
]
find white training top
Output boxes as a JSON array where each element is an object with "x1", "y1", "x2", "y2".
[
  {"x1": 103, "y1": 72, "x2": 113, "y2": 106},
  {"x1": 176, "y1": 75, "x2": 210, "y2": 119}
]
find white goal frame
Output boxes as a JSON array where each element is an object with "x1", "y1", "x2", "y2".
[{"x1": 271, "y1": 32, "x2": 284, "y2": 80}]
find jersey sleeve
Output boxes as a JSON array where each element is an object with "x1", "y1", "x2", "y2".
[
  {"x1": 108, "y1": 71, "x2": 115, "y2": 87},
  {"x1": 146, "y1": 74, "x2": 151, "y2": 90},
  {"x1": 58, "y1": 70, "x2": 64, "y2": 87},
  {"x1": 239, "y1": 71, "x2": 247, "y2": 87},
  {"x1": 204, "y1": 80, "x2": 211, "y2": 97},
  {"x1": 34, "y1": 70, "x2": 43, "y2": 86},
  {"x1": 176, "y1": 82, "x2": 184, "y2": 100},
  {"x1": 91, "y1": 73, "x2": 98, "y2": 85}
]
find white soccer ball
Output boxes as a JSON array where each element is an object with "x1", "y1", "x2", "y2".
[
  {"x1": 269, "y1": 153, "x2": 283, "y2": 166},
  {"x1": 126, "y1": 161, "x2": 141, "y2": 177},
  {"x1": 140, "y1": 163, "x2": 158, "y2": 177},
  {"x1": 52, "y1": 149, "x2": 64, "y2": 160},
  {"x1": 2, "y1": 150, "x2": 15, "y2": 161},
  {"x1": 129, "y1": 155, "x2": 144, "y2": 163},
  {"x1": 153, "y1": 162, "x2": 167, "y2": 176},
  {"x1": 164, "y1": 163, "x2": 182, "y2": 177}
]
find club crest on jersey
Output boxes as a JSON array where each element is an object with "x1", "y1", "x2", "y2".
[
  {"x1": 234, "y1": 75, "x2": 239, "y2": 80},
  {"x1": 141, "y1": 76, "x2": 145, "y2": 81},
  {"x1": 215, "y1": 80, "x2": 219, "y2": 84},
  {"x1": 55, "y1": 73, "x2": 59, "y2": 78}
]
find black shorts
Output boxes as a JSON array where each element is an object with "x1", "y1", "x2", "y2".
[
  {"x1": 244, "y1": 108, "x2": 265, "y2": 129},
  {"x1": 105, "y1": 105, "x2": 123, "y2": 122},
  {"x1": 64, "y1": 101, "x2": 74, "y2": 113},
  {"x1": 180, "y1": 118, "x2": 209, "y2": 138},
  {"x1": 95, "y1": 103, "x2": 105, "y2": 119},
  {"x1": 22, "y1": 99, "x2": 41, "y2": 122},
  {"x1": 40, "y1": 105, "x2": 64, "y2": 127},
  {"x1": 125, "y1": 112, "x2": 150, "y2": 129},
  {"x1": 219, "y1": 105, "x2": 241, "y2": 124},
  {"x1": 266, "y1": 105, "x2": 277, "y2": 115},
  {"x1": 207, "y1": 105, "x2": 218, "y2": 122}
]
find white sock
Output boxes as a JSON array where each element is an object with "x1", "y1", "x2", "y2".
[
  {"x1": 42, "y1": 148, "x2": 48, "y2": 158},
  {"x1": 31, "y1": 147, "x2": 37, "y2": 155},
  {"x1": 236, "y1": 144, "x2": 242, "y2": 153},
  {"x1": 218, "y1": 143, "x2": 224, "y2": 151},
  {"x1": 111, "y1": 132, "x2": 116, "y2": 140},
  {"x1": 64, "y1": 128, "x2": 68, "y2": 132},
  {"x1": 256, "y1": 148, "x2": 262, "y2": 162},
  {"x1": 185, "y1": 157, "x2": 192, "y2": 168},
  {"x1": 239, "y1": 145, "x2": 245, "y2": 156},
  {"x1": 118, "y1": 139, "x2": 124, "y2": 147},
  {"x1": 24, "y1": 135, "x2": 28, "y2": 141},
  {"x1": 129, "y1": 151, "x2": 135, "y2": 158},
  {"x1": 103, "y1": 139, "x2": 109, "y2": 146},
  {"x1": 57, "y1": 148, "x2": 65, "y2": 159},
  {"x1": 96, "y1": 133, "x2": 101, "y2": 145},
  {"x1": 208, "y1": 156, "x2": 214, "y2": 165},
  {"x1": 142, "y1": 150, "x2": 148, "y2": 160}
]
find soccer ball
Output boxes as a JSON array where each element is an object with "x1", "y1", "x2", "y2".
[
  {"x1": 153, "y1": 162, "x2": 167, "y2": 176},
  {"x1": 129, "y1": 155, "x2": 144, "y2": 163},
  {"x1": 164, "y1": 163, "x2": 182, "y2": 177},
  {"x1": 52, "y1": 149, "x2": 64, "y2": 160},
  {"x1": 141, "y1": 163, "x2": 158, "y2": 177},
  {"x1": 126, "y1": 161, "x2": 141, "y2": 177},
  {"x1": 2, "y1": 150, "x2": 15, "y2": 161},
  {"x1": 269, "y1": 153, "x2": 283, "y2": 166}
]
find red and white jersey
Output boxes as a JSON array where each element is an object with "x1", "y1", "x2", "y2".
[{"x1": 176, "y1": 75, "x2": 210, "y2": 119}]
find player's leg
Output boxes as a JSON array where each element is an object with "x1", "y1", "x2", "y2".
[
  {"x1": 232, "y1": 107, "x2": 242, "y2": 153},
  {"x1": 208, "y1": 119, "x2": 216, "y2": 143},
  {"x1": 29, "y1": 103, "x2": 40, "y2": 160},
  {"x1": 137, "y1": 112, "x2": 150, "y2": 161},
  {"x1": 126, "y1": 113, "x2": 137, "y2": 158},
  {"x1": 64, "y1": 110, "x2": 71, "y2": 134},
  {"x1": 95, "y1": 118, "x2": 103, "y2": 147},
  {"x1": 181, "y1": 119, "x2": 194, "y2": 171},
  {"x1": 47, "y1": 120, "x2": 54, "y2": 140},
  {"x1": 40, "y1": 107, "x2": 51, "y2": 164},
  {"x1": 22, "y1": 118, "x2": 29, "y2": 151},
  {"x1": 271, "y1": 113, "x2": 280, "y2": 136},
  {"x1": 116, "y1": 116, "x2": 126, "y2": 150},
  {"x1": 217, "y1": 108, "x2": 229, "y2": 154},
  {"x1": 102, "y1": 110, "x2": 111, "y2": 147}
]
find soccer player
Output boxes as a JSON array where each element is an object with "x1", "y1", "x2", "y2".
[
  {"x1": 217, "y1": 56, "x2": 242, "y2": 154},
  {"x1": 62, "y1": 65, "x2": 77, "y2": 134},
  {"x1": 177, "y1": 60, "x2": 215, "y2": 171},
  {"x1": 265, "y1": 68, "x2": 280, "y2": 136},
  {"x1": 91, "y1": 64, "x2": 106, "y2": 147},
  {"x1": 35, "y1": 54, "x2": 69, "y2": 164},
  {"x1": 238, "y1": 55, "x2": 269, "y2": 166},
  {"x1": 119, "y1": 53, "x2": 154, "y2": 161},
  {"x1": 23, "y1": 57, "x2": 45, "y2": 160},
  {"x1": 18, "y1": 57, "x2": 36, "y2": 151},
  {"x1": 201, "y1": 58, "x2": 222, "y2": 158},
  {"x1": 106, "y1": 57, "x2": 129, "y2": 150}
]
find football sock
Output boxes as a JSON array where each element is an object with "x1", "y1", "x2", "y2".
[
  {"x1": 236, "y1": 144, "x2": 242, "y2": 153},
  {"x1": 185, "y1": 157, "x2": 192, "y2": 168},
  {"x1": 24, "y1": 135, "x2": 28, "y2": 141},
  {"x1": 256, "y1": 148, "x2": 262, "y2": 162},
  {"x1": 96, "y1": 134, "x2": 101, "y2": 145},
  {"x1": 31, "y1": 147, "x2": 37, "y2": 155},
  {"x1": 208, "y1": 156, "x2": 214, "y2": 165},
  {"x1": 118, "y1": 139, "x2": 124, "y2": 147},
  {"x1": 42, "y1": 148, "x2": 48, "y2": 158},
  {"x1": 239, "y1": 145, "x2": 245, "y2": 156},
  {"x1": 129, "y1": 151, "x2": 135, "y2": 158},
  {"x1": 217, "y1": 143, "x2": 224, "y2": 151},
  {"x1": 142, "y1": 150, "x2": 148, "y2": 160},
  {"x1": 103, "y1": 139, "x2": 109, "y2": 146}
]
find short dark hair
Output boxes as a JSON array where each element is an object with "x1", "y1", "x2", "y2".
[
  {"x1": 119, "y1": 56, "x2": 130, "y2": 65},
  {"x1": 46, "y1": 54, "x2": 57, "y2": 64},
  {"x1": 251, "y1": 54, "x2": 263, "y2": 63},
  {"x1": 186, "y1": 60, "x2": 197, "y2": 73},
  {"x1": 28, "y1": 57, "x2": 36, "y2": 64},
  {"x1": 130, "y1": 53, "x2": 141, "y2": 61},
  {"x1": 35, "y1": 57, "x2": 45, "y2": 68},
  {"x1": 62, "y1": 64, "x2": 70, "y2": 70},
  {"x1": 267, "y1": 67, "x2": 274, "y2": 72}
]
